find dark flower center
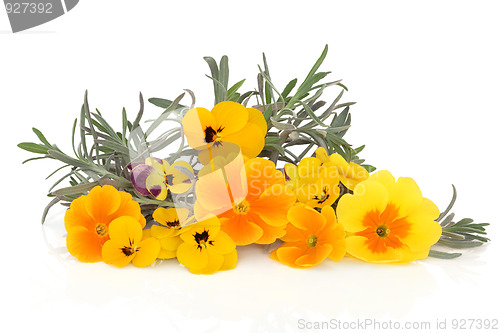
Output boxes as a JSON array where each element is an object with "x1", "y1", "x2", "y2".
[{"x1": 194, "y1": 229, "x2": 214, "y2": 251}]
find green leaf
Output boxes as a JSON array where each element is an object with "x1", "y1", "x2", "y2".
[
  {"x1": 282, "y1": 78, "x2": 297, "y2": 99},
  {"x1": 41, "y1": 197, "x2": 61, "y2": 224},
  {"x1": 428, "y1": 250, "x2": 462, "y2": 259},
  {"x1": 219, "y1": 55, "x2": 229, "y2": 90},
  {"x1": 32, "y1": 128, "x2": 51, "y2": 147},
  {"x1": 264, "y1": 143, "x2": 286, "y2": 156},
  {"x1": 438, "y1": 239, "x2": 485, "y2": 249},
  {"x1": 227, "y1": 79, "x2": 246, "y2": 99},
  {"x1": 148, "y1": 98, "x2": 186, "y2": 109},
  {"x1": 361, "y1": 164, "x2": 376, "y2": 173},
  {"x1": 18, "y1": 142, "x2": 49, "y2": 154}
]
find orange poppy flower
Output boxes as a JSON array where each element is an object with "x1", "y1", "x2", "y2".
[
  {"x1": 195, "y1": 158, "x2": 296, "y2": 246},
  {"x1": 64, "y1": 185, "x2": 146, "y2": 262},
  {"x1": 270, "y1": 204, "x2": 346, "y2": 268}
]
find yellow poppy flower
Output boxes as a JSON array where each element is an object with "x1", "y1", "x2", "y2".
[
  {"x1": 176, "y1": 216, "x2": 237, "y2": 274},
  {"x1": 150, "y1": 207, "x2": 193, "y2": 259},
  {"x1": 181, "y1": 101, "x2": 267, "y2": 162},
  {"x1": 64, "y1": 185, "x2": 146, "y2": 263},
  {"x1": 102, "y1": 216, "x2": 161, "y2": 267},
  {"x1": 271, "y1": 204, "x2": 346, "y2": 268},
  {"x1": 315, "y1": 147, "x2": 368, "y2": 191},
  {"x1": 337, "y1": 170, "x2": 442, "y2": 263}
]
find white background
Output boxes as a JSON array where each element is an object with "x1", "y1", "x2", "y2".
[{"x1": 1, "y1": 1, "x2": 499, "y2": 332}]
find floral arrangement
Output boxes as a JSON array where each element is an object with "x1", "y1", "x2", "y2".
[{"x1": 19, "y1": 45, "x2": 489, "y2": 273}]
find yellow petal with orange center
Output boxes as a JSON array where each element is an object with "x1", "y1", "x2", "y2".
[
  {"x1": 345, "y1": 235, "x2": 403, "y2": 263},
  {"x1": 336, "y1": 180, "x2": 389, "y2": 233}
]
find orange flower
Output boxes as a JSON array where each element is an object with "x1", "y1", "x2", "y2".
[
  {"x1": 270, "y1": 204, "x2": 346, "y2": 268},
  {"x1": 195, "y1": 158, "x2": 296, "y2": 246},
  {"x1": 64, "y1": 185, "x2": 146, "y2": 262}
]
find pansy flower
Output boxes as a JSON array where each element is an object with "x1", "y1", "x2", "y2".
[
  {"x1": 150, "y1": 207, "x2": 193, "y2": 259},
  {"x1": 102, "y1": 216, "x2": 161, "y2": 267},
  {"x1": 130, "y1": 157, "x2": 194, "y2": 200},
  {"x1": 337, "y1": 170, "x2": 442, "y2": 263},
  {"x1": 285, "y1": 156, "x2": 341, "y2": 208},
  {"x1": 176, "y1": 216, "x2": 237, "y2": 274},
  {"x1": 315, "y1": 147, "x2": 368, "y2": 191},
  {"x1": 181, "y1": 101, "x2": 267, "y2": 162}
]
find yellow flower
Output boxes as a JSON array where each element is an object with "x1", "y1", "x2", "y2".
[
  {"x1": 131, "y1": 157, "x2": 194, "y2": 200},
  {"x1": 102, "y1": 216, "x2": 161, "y2": 267},
  {"x1": 285, "y1": 155, "x2": 341, "y2": 209},
  {"x1": 181, "y1": 101, "x2": 267, "y2": 162},
  {"x1": 315, "y1": 147, "x2": 368, "y2": 191},
  {"x1": 64, "y1": 185, "x2": 146, "y2": 263},
  {"x1": 176, "y1": 216, "x2": 237, "y2": 274},
  {"x1": 150, "y1": 207, "x2": 193, "y2": 259},
  {"x1": 271, "y1": 204, "x2": 346, "y2": 268},
  {"x1": 337, "y1": 170, "x2": 442, "y2": 263}
]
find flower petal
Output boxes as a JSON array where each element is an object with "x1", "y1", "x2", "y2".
[
  {"x1": 336, "y1": 180, "x2": 389, "y2": 233},
  {"x1": 84, "y1": 185, "x2": 121, "y2": 222},
  {"x1": 220, "y1": 214, "x2": 263, "y2": 246},
  {"x1": 65, "y1": 195, "x2": 93, "y2": 231},
  {"x1": 177, "y1": 242, "x2": 209, "y2": 270},
  {"x1": 210, "y1": 231, "x2": 236, "y2": 255},
  {"x1": 287, "y1": 204, "x2": 326, "y2": 234},
  {"x1": 345, "y1": 235, "x2": 403, "y2": 263},
  {"x1": 130, "y1": 164, "x2": 155, "y2": 196},
  {"x1": 401, "y1": 198, "x2": 442, "y2": 252},
  {"x1": 108, "y1": 216, "x2": 143, "y2": 244},
  {"x1": 212, "y1": 101, "x2": 249, "y2": 136},
  {"x1": 132, "y1": 237, "x2": 161, "y2": 267},
  {"x1": 246, "y1": 107, "x2": 267, "y2": 135},
  {"x1": 188, "y1": 249, "x2": 225, "y2": 274},
  {"x1": 252, "y1": 184, "x2": 296, "y2": 227},
  {"x1": 219, "y1": 249, "x2": 238, "y2": 271},
  {"x1": 66, "y1": 226, "x2": 103, "y2": 262},
  {"x1": 182, "y1": 107, "x2": 217, "y2": 149},
  {"x1": 295, "y1": 244, "x2": 333, "y2": 267},
  {"x1": 102, "y1": 239, "x2": 135, "y2": 267},
  {"x1": 223, "y1": 122, "x2": 265, "y2": 159}
]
